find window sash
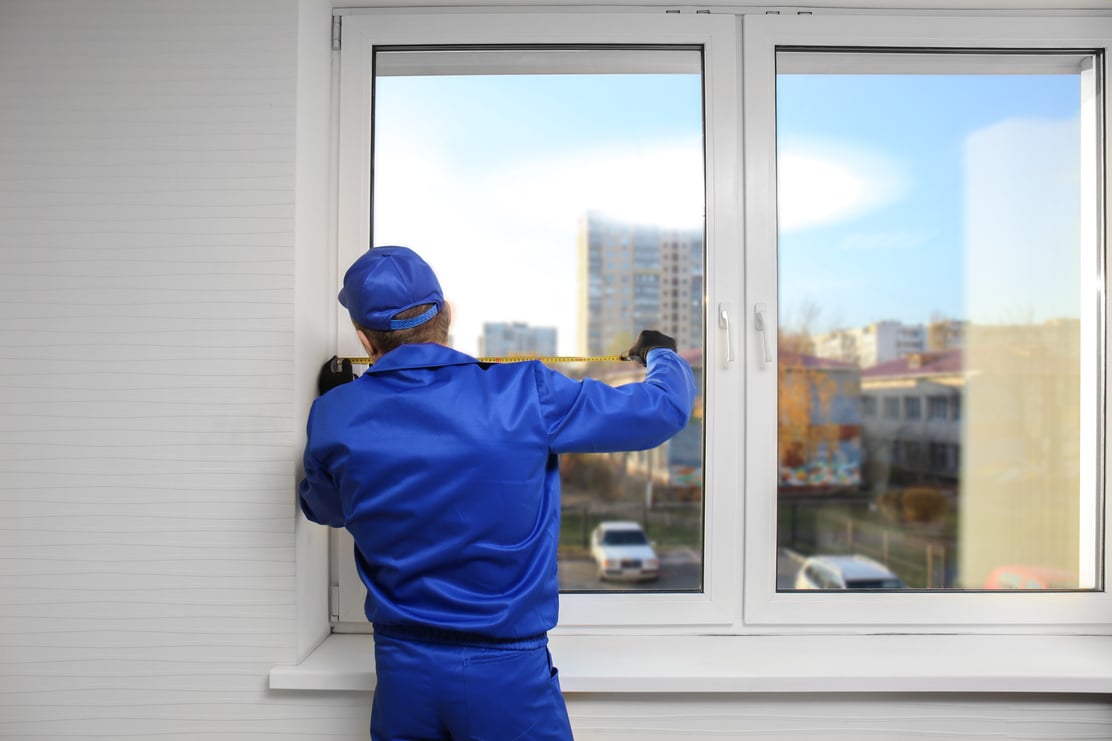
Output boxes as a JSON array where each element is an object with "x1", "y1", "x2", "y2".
[
  {"x1": 742, "y1": 12, "x2": 1111, "y2": 629},
  {"x1": 333, "y1": 10, "x2": 743, "y2": 633}
]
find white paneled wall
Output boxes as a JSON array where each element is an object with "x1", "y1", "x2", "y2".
[
  {"x1": 0, "y1": 0, "x2": 325, "y2": 736},
  {"x1": 0, "y1": 1, "x2": 1110, "y2": 739}
]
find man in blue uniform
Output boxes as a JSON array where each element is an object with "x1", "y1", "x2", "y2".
[{"x1": 300, "y1": 246, "x2": 696, "y2": 740}]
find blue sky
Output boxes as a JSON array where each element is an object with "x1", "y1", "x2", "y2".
[
  {"x1": 373, "y1": 72, "x2": 704, "y2": 355},
  {"x1": 777, "y1": 73, "x2": 1081, "y2": 334},
  {"x1": 371, "y1": 65, "x2": 1083, "y2": 353}
]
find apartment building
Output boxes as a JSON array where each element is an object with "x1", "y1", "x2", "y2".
[
  {"x1": 479, "y1": 321, "x2": 557, "y2": 358},
  {"x1": 815, "y1": 319, "x2": 965, "y2": 367},
  {"x1": 578, "y1": 210, "x2": 703, "y2": 356}
]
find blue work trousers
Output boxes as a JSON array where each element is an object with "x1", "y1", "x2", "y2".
[{"x1": 370, "y1": 632, "x2": 574, "y2": 740}]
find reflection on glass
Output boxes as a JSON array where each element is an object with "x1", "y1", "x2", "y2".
[
  {"x1": 371, "y1": 51, "x2": 706, "y2": 593},
  {"x1": 775, "y1": 57, "x2": 1098, "y2": 591}
]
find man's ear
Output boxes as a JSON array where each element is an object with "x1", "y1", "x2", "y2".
[{"x1": 355, "y1": 328, "x2": 378, "y2": 359}]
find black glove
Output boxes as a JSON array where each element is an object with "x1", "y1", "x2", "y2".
[
  {"x1": 317, "y1": 356, "x2": 355, "y2": 395},
  {"x1": 623, "y1": 330, "x2": 677, "y2": 366}
]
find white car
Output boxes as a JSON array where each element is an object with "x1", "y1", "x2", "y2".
[
  {"x1": 793, "y1": 553, "x2": 906, "y2": 590},
  {"x1": 590, "y1": 521, "x2": 660, "y2": 581}
]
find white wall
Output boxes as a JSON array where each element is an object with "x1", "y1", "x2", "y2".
[
  {"x1": 0, "y1": 1, "x2": 1109, "y2": 738},
  {"x1": 0, "y1": 0, "x2": 349, "y2": 736}
]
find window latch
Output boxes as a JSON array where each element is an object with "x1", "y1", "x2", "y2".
[
  {"x1": 718, "y1": 302, "x2": 735, "y2": 363},
  {"x1": 754, "y1": 302, "x2": 772, "y2": 365}
]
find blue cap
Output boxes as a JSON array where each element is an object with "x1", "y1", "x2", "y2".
[{"x1": 338, "y1": 246, "x2": 444, "y2": 331}]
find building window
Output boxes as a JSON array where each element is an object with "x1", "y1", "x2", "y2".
[
  {"x1": 904, "y1": 396, "x2": 921, "y2": 420},
  {"x1": 862, "y1": 396, "x2": 877, "y2": 417},
  {"x1": 927, "y1": 395, "x2": 949, "y2": 421}
]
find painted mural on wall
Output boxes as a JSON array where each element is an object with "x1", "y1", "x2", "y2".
[{"x1": 778, "y1": 350, "x2": 862, "y2": 491}]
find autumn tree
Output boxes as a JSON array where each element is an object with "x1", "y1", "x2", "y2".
[{"x1": 778, "y1": 305, "x2": 843, "y2": 484}]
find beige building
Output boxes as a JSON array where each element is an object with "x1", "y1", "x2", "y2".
[{"x1": 859, "y1": 319, "x2": 1087, "y2": 589}]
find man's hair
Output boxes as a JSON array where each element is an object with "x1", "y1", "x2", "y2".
[{"x1": 361, "y1": 303, "x2": 450, "y2": 355}]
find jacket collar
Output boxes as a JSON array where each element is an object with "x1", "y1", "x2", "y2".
[{"x1": 362, "y1": 343, "x2": 477, "y2": 374}]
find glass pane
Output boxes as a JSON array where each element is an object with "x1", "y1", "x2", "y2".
[
  {"x1": 371, "y1": 49, "x2": 706, "y2": 593},
  {"x1": 775, "y1": 53, "x2": 1100, "y2": 592}
]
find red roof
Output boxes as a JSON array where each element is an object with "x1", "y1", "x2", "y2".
[
  {"x1": 779, "y1": 350, "x2": 859, "y2": 370},
  {"x1": 861, "y1": 349, "x2": 962, "y2": 378},
  {"x1": 677, "y1": 348, "x2": 857, "y2": 370}
]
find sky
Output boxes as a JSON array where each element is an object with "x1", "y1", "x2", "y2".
[
  {"x1": 776, "y1": 73, "x2": 1082, "y2": 334},
  {"x1": 373, "y1": 71, "x2": 704, "y2": 356},
  {"x1": 370, "y1": 59, "x2": 1084, "y2": 354}
]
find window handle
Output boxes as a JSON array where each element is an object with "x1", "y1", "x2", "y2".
[
  {"x1": 754, "y1": 302, "x2": 772, "y2": 365},
  {"x1": 718, "y1": 302, "x2": 735, "y2": 363}
]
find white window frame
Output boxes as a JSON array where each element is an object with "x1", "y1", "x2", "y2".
[
  {"x1": 324, "y1": 6, "x2": 1112, "y2": 638},
  {"x1": 332, "y1": 9, "x2": 744, "y2": 634},
  {"x1": 275, "y1": 6, "x2": 1112, "y2": 695},
  {"x1": 742, "y1": 12, "x2": 1112, "y2": 630}
]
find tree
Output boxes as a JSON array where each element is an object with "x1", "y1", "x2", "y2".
[{"x1": 778, "y1": 328, "x2": 842, "y2": 486}]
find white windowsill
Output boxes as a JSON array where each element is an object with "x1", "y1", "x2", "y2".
[{"x1": 269, "y1": 632, "x2": 1112, "y2": 694}]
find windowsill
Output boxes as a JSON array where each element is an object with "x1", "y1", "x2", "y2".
[{"x1": 269, "y1": 632, "x2": 1112, "y2": 694}]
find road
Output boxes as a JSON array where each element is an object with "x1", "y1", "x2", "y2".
[
  {"x1": 558, "y1": 547, "x2": 702, "y2": 591},
  {"x1": 557, "y1": 548, "x2": 805, "y2": 591}
]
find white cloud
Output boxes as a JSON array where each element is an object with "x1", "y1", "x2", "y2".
[
  {"x1": 491, "y1": 140, "x2": 706, "y2": 230},
  {"x1": 839, "y1": 231, "x2": 931, "y2": 252},
  {"x1": 372, "y1": 140, "x2": 705, "y2": 355},
  {"x1": 777, "y1": 142, "x2": 907, "y2": 233}
]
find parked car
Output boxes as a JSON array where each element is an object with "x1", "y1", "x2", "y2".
[
  {"x1": 793, "y1": 553, "x2": 906, "y2": 590},
  {"x1": 590, "y1": 521, "x2": 660, "y2": 581}
]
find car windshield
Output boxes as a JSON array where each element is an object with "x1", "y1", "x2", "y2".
[{"x1": 602, "y1": 530, "x2": 648, "y2": 546}]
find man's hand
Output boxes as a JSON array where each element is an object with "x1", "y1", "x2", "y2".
[
  {"x1": 623, "y1": 330, "x2": 678, "y2": 366},
  {"x1": 317, "y1": 356, "x2": 355, "y2": 395}
]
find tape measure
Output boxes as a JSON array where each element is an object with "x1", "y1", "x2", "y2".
[{"x1": 341, "y1": 354, "x2": 629, "y2": 365}]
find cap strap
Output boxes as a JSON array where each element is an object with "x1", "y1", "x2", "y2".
[{"x1": 389, "y1": 304, "x2": 439, "y2": 330}]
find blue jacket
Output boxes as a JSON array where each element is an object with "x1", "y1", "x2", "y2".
[{"x1": 299, "y1": 343, "x2": 696, "y2": 639}]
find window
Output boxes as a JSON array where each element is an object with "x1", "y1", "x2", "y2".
[
  {"x1": 322, "y1": 9, "x2": 1111, "y2": 638},
  {"x1": 368, "y1": 47, "x2": 710, "y2": 595},
  {"x1": 333, "y1": 11, "x2": 742, "y2": 632},
  {"x1": 927, "y1": 395, "x2": 949, "y2": 421},
  {"x1": 746, "y1": 13, "x2": 1109, "y2": 624},
  {"x1": 366, "y1": 44, "x2": 712, "y2": 590},
  {"x1": 929, "y1": 442, "x2": 951, "y2": 474},
  {"x1": 776, "y1": 47, "x2": 1094, "y2": 593}
]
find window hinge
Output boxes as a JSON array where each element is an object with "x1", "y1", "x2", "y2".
[
  {"x1": 331, "y1": 15, "x2": 341, "y2": 51},
  {"x1": 329, "y1": 585, "x2": 340, "y2": 621}
]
